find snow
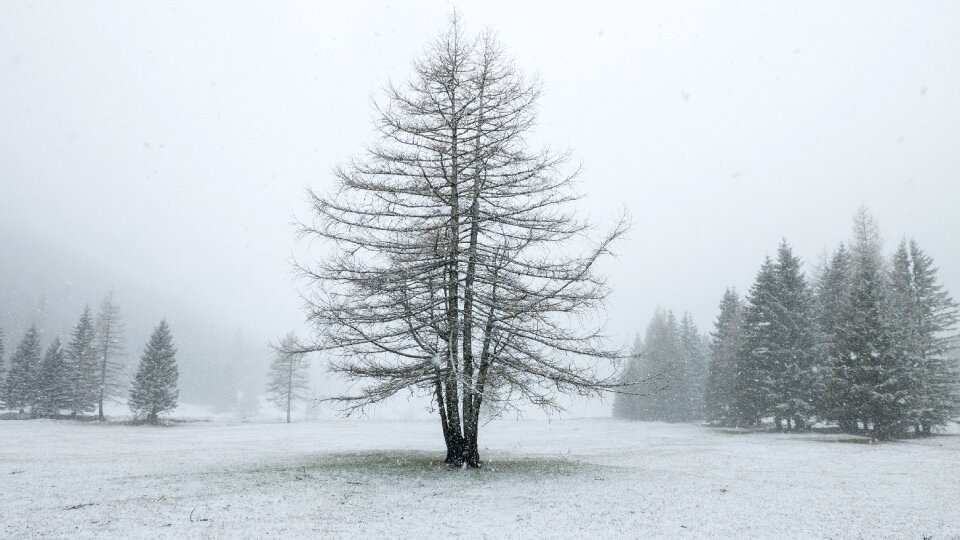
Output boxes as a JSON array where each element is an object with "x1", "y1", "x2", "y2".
[{"x1": 2, "y1": 417, "x2": 958, "y2": 538}]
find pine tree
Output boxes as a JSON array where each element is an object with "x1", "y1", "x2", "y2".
[
  {"x1": 829, "y1": 209, "x2": 906, "y2": 437},
  {"x1": 267, "y1": 333, "x2": 309, "y2": 423},
  {"x1": 621, "y1": 309, "x2": 709, "y2": 422},
  {"x1": 129, "y1": 320, "x2": 179, "y2": 423},
  {"x1": 705, "y1": 289, "x2": 743, "y2": 426},
  {"x1": 678, "y1": 313, "x2": 707, "y2": 421},
  {"x1": 641, "y1": 309, "x2": 681, "y2": 420},
  {"x1": 4, "y1": 324, "x2": 42, "y2": 415},
  {"x1": 766, "y1": 241, "x2": 818, "y2": 431},
  {"x1": 0, "y1": 327, "x2": 5, "y2": 407},
  {"x1": 906, "y1": 240, "x2": 959, "y2": 433},
  {"x1": 237, "y1": 376, "x2": 262, "y2": 421},
  {"x1": 612, "y1": 336, "x2": 644, "y2": 419},
  {"x1": 65, "y1": 307, "x2": 100, "y2": 416},
  {"x1": 36, "y1": 338, "x2": 70, "y2": 417},
  {"x1": 735, "y1": 258, "x2": 778, "y2": 427},
  {"x1": 814, "y1": 243, "x2": 852, "y2": 423},
  {"x1": 94, "y1": 291, "x2": 125, "y2": 420}
]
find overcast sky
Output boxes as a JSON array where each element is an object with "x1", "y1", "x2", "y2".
[{"x1": 2, "y1": 1, "x2": 959, "y2": 370}]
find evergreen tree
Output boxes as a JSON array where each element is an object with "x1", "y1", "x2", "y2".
[
  {"x1": 640, "y1": 309, "x2": 680, "y2": 420},
  {"x1": 735, "y1": 257, "x2": 778, "y2": 427},
  {"x1": 4, "y1": 324, "x2": 42, "y2": 415},
  {"x1": 0, "y1": 327, "x2": 5, "y2": 407},
  {"x1": 766, "y1": 241, "x2": 818, "y2": 430},
  {"x1": 829, "y1": 209, "x2": 906, "y2": 437},
  {"x1": 65, "y1": 307, "x2": 100, "y2": 416},
  {"x1": 129, "y1": 320, "x2": 179, "y2": 423},
  {"x1": 266, "y1": 333, "x2": 309, "y2": 423},
  {"x1": 620, "y1": 309, "x2": 707, "y2": 422},
  {"x1": 94, "y1": 291, "x2": 125, "y2": 420},
  {"x1": 677, "y1": 313, "x2": 707, "y2": 421},
  {"x1": 704, "y1": 289, "x2": 743, "y2": 426},
  {"x1": 612, "y1": 336, "x2": 644, "y2": 419},
  {"x1": 906, "y1": 240, "x2": 959, "y2": 433},
  {"x1": 814, "y1": 243, "x2": 852, "y2": 422},
  {"x1": 36, "y1": 338, "x2": 70, "y2": 416},
  {"x1": 237, "y1": 376, "x2": 262, "y2": 421}
]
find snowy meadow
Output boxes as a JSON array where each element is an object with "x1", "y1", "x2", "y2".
[
  {"x1": 3, "y1": 416, "x2": 958, "y2": 539},
  {"x1": 4, "y1": 2, "x2": 960, "y2": 539}
]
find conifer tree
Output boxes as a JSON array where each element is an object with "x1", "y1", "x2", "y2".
[
  {"x1": 36, "y1": 338, "x2": 70, "y2": 417},
  {"x1": 612, "y1": 336, "x2": 644, "y2": 419},
  {"x1": 129, "y1": 320, "x2": 179, "y2": 424},
  {"x1": 814, "y1": 243, "x2": 852, "y2": 423},
  {"x1": 705, "y1": 289, "x2": 743, "y2": 426},
  {"x1": 735, "y1": 258, "x2": 778, "y2": 427},
  {"x1": 905, "y1": 240, "x2": 959, "y2": 433},
  {"x1": 678, "y1": 313, "x2": 707, "y2": 421},
  {"x1": 766, "y1": 241, "x2": 818, "y2": 430},
  {"x1": 66, "y1": 307, "x2": 100, "y2": 416},
  {"x1": 4, "y1": 324, "x2": 42, "y2": 415},
  {"x1": 94, "y1": 291, "x2": 125, "y2": 420},
  {"x1": 829, "y1": 209, "x2": 905, "y2": 437},
  {"x1": 622, "y1": 310, "x2": 708, "y2": 422},
  {"x1": 267, "y1": 333, "x2": 309, "y2": 423},
  {"x1": 643, "y1": 309, "x2": 680, "y2": 420},
  {"x1": 0, "y1": 327, "x2": 5, "y2": 407}
]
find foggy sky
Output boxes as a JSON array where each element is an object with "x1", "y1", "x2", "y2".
[{"x1": 2, "y1": 2, "x2": 959, "y2": 395}]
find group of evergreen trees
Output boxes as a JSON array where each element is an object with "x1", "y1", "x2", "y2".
[
  {"x1": 613, "y1": 310, "x2": 708, "y2": 422},
  {"x1": 617, "y1": 210, "x2": 959, "y2": 439},
  {"x1": 705, "y1": 210, "x2": 959, "y2": 437},
  {"x1": 0, "y1": 292, "x2": 180, "y2": 424}
]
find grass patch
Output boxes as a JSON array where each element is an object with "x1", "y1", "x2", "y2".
[{"x1": 310, "y1": 450, "x2": 593, "y2": 477}]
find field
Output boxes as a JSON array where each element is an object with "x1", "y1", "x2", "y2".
[{"x1": 2, "y1": 416, "x2": 958, "y2": 539}]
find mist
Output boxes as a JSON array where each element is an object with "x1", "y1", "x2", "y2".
[{"x1": 3, "y1": 2, "x2": 960, "y2": 537}]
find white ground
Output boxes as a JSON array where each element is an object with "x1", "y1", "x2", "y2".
[{"x1": 2, "y1": 416, "x2": 958, "y2": 539}]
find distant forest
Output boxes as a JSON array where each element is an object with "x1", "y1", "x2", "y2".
[{"x1": 614, "y1": 209, "x2": 959, "y2": 439}]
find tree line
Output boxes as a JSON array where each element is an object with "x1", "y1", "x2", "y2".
[
  {"x1": 613, "y1": 310, "x2": 708, "y2": 422},
  {"x1": 1, "y1": 292, "x2": 180, "y2": 424},
  {"x1": 616, "y1": 209, "x2": 959, "y2": 438}
]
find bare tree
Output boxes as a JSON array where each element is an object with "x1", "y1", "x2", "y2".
[
  {"x1": 297, "y1": 15, "x2": 627, "y2": 467},
  {"x1": 94, "y1": 290, "x2": 125, "y2": 421},
  {"x1": 267, "y1": 333, "x2": 309, "y2": 423}
]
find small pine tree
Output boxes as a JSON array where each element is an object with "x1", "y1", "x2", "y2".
[
  {"x1": 637, "y1": 309, "x2": 681, "y2": 420},
  {"x1": 267, "y1": 333, "x2": 309, "y2": 423},
  {"x1": 36, "y1": 338, "x2": 71, "y2": 417},
  {"x1": 129, "y1": 320, "x2": 179, "y2": 424},
  {"x1": 4, "y1": 324, "x2": 42, "y2": 415},
  {"x1": 65, "y1": 307, "x2": 100, "y2": 416},
  {"x1": 704, "y1": 289, "x2": 743, "y2": 426},
  {"x1": 678, "y1": 313, "x2": 707, "y2": 421},
  {"x1": 94, "y1": 291, "x2": 125, "y2": 420},
  {"x1": 237, "y1": 377, "x2": 262, "y2": 421},
  {"x1": 0, "y1": 327, "x2": 6, "y2": 407},
  {"x1": 67, "y1": 307, "x2": 98, "y2": 416},
  {"x1": 612, "y1": 336, "x2": 644, "y2": 419}
]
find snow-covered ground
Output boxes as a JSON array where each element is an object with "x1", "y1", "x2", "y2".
[{"x1": 2, "y1": 416, "x2": 958, "y2": 539}]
